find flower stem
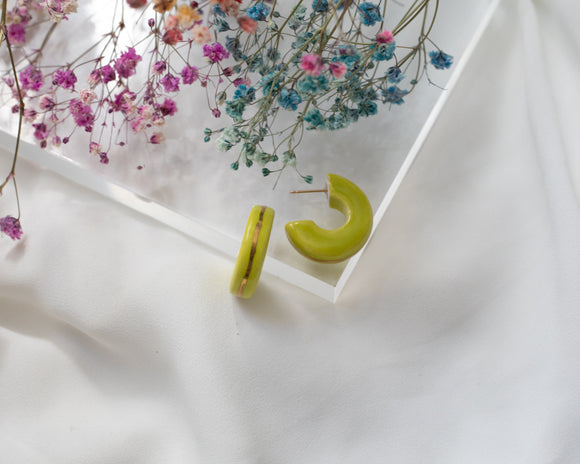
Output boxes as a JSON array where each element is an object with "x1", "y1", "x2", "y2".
[{"x1": 0, "y1": 0, "x2": 25, "y2": 198}]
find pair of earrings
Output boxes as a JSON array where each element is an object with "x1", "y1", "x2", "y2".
[{"x1": 230, "y1": 173, "x2": 373, "y2": 299}]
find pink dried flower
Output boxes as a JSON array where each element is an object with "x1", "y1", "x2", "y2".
[
  {"x1": 8, "y1": 23, "x2": 26, "y2": 45},
  {"x1": 192, "y1": 25, "x2": 211, "y2": 44},
  {"x1": 0, "y1": 216, "x2": 23, "y2": 240},
  {"x1": 329, "y1": 61, "x2": 347, "y2": 79},
  {"x1": 126, "y1": 0, "x2": 147, "y2": 7},
  {"x1": 24, "y1": 108, "x2": 37, "y2": 122},
  {"x1": 89, "y1": 141, "x2": 101, "y2": 155},
  {"x1": 130, "y1": 116, "x2": 146, "y2": 133},
  {"x1": 79, "y1": 88, "x2": 96, "y2": 104},
  {"x1": 162, "y1": 28, "x2": 183, "y2": 45},
  {"x1": 237, "y1": 16, "x2": 257, "y2": 34},
  {"x1": 300, "y1": 54, "x2": 324, "y2": 76},
  {"x1": 44, "y1": 0, "x2": 78, "y2": 22},
  {"x1": 150, "y1": 132, "x2": 165, "y2": 144},
  {"x1": 39, "y1": 95, "x2": 56, "y2": 110},
  {"x1": 166, "y1": 15, "x2": 179, "y2": 29},
  {"x1": 376, "y1": 30, "x2": 394, "y2": 44},
  {"x1": 138, "y1": 104, "x2": 154, "y2": 119}
]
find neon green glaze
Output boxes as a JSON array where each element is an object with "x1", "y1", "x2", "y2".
[
  {"x1": 230, "y1": 205, "x2": 275, "y2": 298},
  {"x1": 285, "y1": 174, "x2": 373, "y2": 263}
]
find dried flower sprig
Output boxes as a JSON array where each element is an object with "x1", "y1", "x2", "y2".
[
  {"x1": 0, "y1": 0, "x2": 452, "y2": 240},
  {"x1": 201, "y1": 0, "x2": 453, "y2": 181}
]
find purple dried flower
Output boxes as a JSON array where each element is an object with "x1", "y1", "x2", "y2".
[
  {"x1": 39, "y1": 95, "x2": 56, "y2": 110},
  {"x1": 8, "y1": 23, "x2": 26, "y2": 45},
  {"x1": 100, "y1": 64, "x2": 117, "y2": 84},
  {"x1": 157, "y1": 98, "x2": 177, "y2": 116},
  {"x1": 33, "y1": 123, "x2": 49, "y2": 140},
  {"x1": 202, "y1": 43, "x2": 230, "y2": 63},
  {"x1": 114, "y1": 47, "x2": 142, "y2": 79},
  {"x1": 181, "y1": 65, "x2": 199, "y2": 85},
  {"x1": 19, "y1": 66, "x2": 44, "y2": 92},
  {"x1": 0, "y1": 216, "x2": 23, "y2": 240},
  {"x1": 69, "y1": 99, "x2": 95, "y2": 131},
  {"x1": 110, "y1": 90, "x2": 136, "y2": 113},
  {"x1": 160, "y1": 73, "x2": 180, "y2": 92},
  {"x1": 152, "y1": 60, "x2": 167, "y2": 75},
  {"x1": 53, "y1": 69, "x2": 77, "y2": 89}
]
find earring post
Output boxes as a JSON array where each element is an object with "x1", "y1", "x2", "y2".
[{"x1": 290, "y1": 187, "x2": 328, "y2": 194}]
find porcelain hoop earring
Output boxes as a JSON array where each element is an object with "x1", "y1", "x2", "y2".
[
  {"x1": 230, "y1": 205, "x2": 275, "y2": 298},
  {"x1": 285, "y1": 173, "x2": 373, "y2": 263}
]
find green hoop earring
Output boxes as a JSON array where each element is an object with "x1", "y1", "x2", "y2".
[
  {"x1": 230, "y1": 205, "x2": 275, "y2": 298},
  {"x1": 285, "y1": 173, "x2": 373, "y2": 263}
]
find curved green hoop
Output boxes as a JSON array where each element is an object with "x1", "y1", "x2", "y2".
[
  {"x1": 230, "y1": 205, "x2": 275, "y2": 298},
  {"x1": 285, "y1": 174, "x2": 373, "y2": 263}
]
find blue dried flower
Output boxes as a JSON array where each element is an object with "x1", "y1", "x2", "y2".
[
  {"x1": 247, "y1": 3, "x2": 270, "y2": 21},
  {"x1": 260, "y1": 73, "x2": 281, "y2": 95},
  {"x1": 288, "y1": 6, "x2": 307, "y2": 29},
  {"x1": 429, "y1": 50, "x2": 454, "y2": 69},
  {"x1": 358, "y1": 100, "x2": 378, "y2": 117},
  {"x1": 282, "y1": 150, "x2": 297, "y2": 167},
  {"x1": 358, "y1": 2, "x2": 382, "y2": 26},
  {"x1": 278, "y1": 88, "x2": 302, "y2": 111},
  {"x1": 326, "y1": 112, "x2": 350, "y2": 130},
  {"x1": 312, "y1": 0, "x2": 329, "y2": 12},
  {"x1": 333, "y1": 45, "x2": 361, "y2": 69},
  {"x1": 225, "y1": 36, "x2": 245, "y2": 61},
  {"x1": 304, "y1": 108, "x2": 325, "y2": 129},
  {"x1": 214, "y1": 17, "x2": 231, "y2": 32},
  {"x1": 297, "y1": 75, "x2": 330, "y2": 96},
  {"x1": 233, "y1": 84, "x2": 256, "y2": 103},
  {"x1": 371, "y1": 42, "x2": 396, "y2": 62},
  {"x1": 386, "y1": 66, "x2": 405, "y2": 83},
  {"x1": 382, "y1": 85, "x2": 408, "y2": 105},
  {"x1": 225, "y1": 99, "x2": 246, "y2": 122}
]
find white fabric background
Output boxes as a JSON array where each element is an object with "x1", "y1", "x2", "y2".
[{"x1": 1, "y1": 0, "x2": 579, "y2": 462}]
